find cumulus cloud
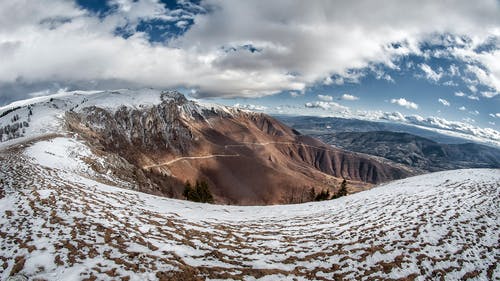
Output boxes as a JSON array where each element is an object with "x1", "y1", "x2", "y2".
[
  {"x1": 454, "y1": 91, "x2": 466, "y2": 97},
  {"x1": 341, "y1": 94, "x2": 359, "y2": 101},
  {"x1": 305, "y1": 101, "x2": 349, "y2": 112},
  {"x1": 490, "y1": 113, "x2": 500, "y2": 118},
  {"x1": 468, "y1": 95, "x2": 480, "y2": 100},
  {"x1": 420, "y1": 64, "x2": 443, "y2": 82},
  {"x1": 438, "y1": 98, "x2": 450, "y2": 106},
  {"x1": 459, "y1": 106, "x2": 467, "y2": 111},
  {"x1": 317, "y1": 94, "x2": 333, "y2": 101},
  {"x1": 361, "y1": 111, "x2": 500, "y2": 145},
  {"x1": 233, "y1": 103, "x2": 267, "y2": 111},
  {"x1": 449, "y1": 64, "x2": 460, "y2": 76},
  {"x1": 481, "y1": 91, "x2": 499, "y2": 98},
  {"x1": 0, "y1": 0, "x2": 499, "y2": 103},
  {"x1": 391, "y1": 98, "x2": 419, "y2": 110}
]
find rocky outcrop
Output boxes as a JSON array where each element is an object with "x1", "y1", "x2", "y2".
[{"x1": 68, "y1": 93, "x2": 195, "y2": 155}]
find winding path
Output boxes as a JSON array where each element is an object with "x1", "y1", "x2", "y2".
[
  {"x1": 143, "y1": 141, "x2": 343, "y2": 169},
  {"x1": 143, "y1": 154, "x2": 240, "y2": 169}
]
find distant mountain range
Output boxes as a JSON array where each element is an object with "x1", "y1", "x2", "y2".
[
  {"x1": 313, "y1": 131, "x2": 500, "y2": 172},
  {"x1": 276, "y1": 115, "x2": 499, "y2": 146}
]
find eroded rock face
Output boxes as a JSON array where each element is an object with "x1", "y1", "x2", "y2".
[
  {"x1": 66, "y1": 91, "x2": 416, "y2": 205},
  {"x1": 71, "y1": 98, "x2": 194, "y2": 155}
]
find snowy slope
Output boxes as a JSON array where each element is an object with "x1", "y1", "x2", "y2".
[
  {"x1": 0, "y1": 137, "x2": 498, "y2": 280},
  {"x1": 0, "y1": 89, "x2": 246, "y2": 150}
]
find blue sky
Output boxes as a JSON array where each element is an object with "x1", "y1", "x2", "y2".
[{"x1": 0, "y1": 0, "x2": 499, "y2": 131}]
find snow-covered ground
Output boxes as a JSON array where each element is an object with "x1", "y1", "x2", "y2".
[{"x1": 0, "y1": 136, "x2": 498, "y2": 280}]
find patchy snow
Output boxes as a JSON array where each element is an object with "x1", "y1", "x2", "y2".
[
  {"x1": 0, "y1": 137, "x2": 499, "y2": 280},
  {"x1": 0, "y1": 89, "x2": 241, "y2": 150},
  {"x1": 24, "y1": 137, "x2": 92, "y2": 172}
]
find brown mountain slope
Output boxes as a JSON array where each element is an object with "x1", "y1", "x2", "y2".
[{"x1": 66, "y1": 91, "x2": 415, "y2": 205}]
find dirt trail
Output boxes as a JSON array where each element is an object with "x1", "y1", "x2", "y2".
[{"x1": 143, "y1": 141, "x2": 340, "y2": 169}]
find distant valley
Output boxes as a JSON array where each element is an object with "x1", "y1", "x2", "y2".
[
  {"x1": 278, "y1": 115, "x2": 500, "y2": 172},
  {"x1": 314, "y1": 131, "x2": 500, "y2": 171}
]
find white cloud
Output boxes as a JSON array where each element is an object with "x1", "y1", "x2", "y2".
[
  {"x1": 305, "y1": 101, "x2": 349, "y2": 112},
  {"x1": 469, "y1": 110, "x2": 480, "y2": 116},
  {"x1": 468, "y1": 85, "x2": 478, "y2": 93},
  {"x1": 443, "y1": 80, "x2": 458, "y2": 86},
  {"x1": 323, "y1": 76, "x2": 333, "y2": 85},
  {"x1": 373, "y1": 111, "x2": 500, "y2": 145},
  {"x1": 323, "y1": 76, "x2": 345, "y2": 86},
  {"x1": 406, "y1": 116, "x2": 499, "y2": 144},
  {"x1": 419, "y1": 63, "x2": 443, "y2": 82},
  {"x1": 449, "y1": 64, "x2": 460, "y2": 76},
  {"x1": 390, "y1": 98, "x2": 418, "y2": 110},
  {"x1": 481, "y1": 91, "x2": 499, "y2": 98},
  {"x1": 382, "y1": 111, "x2": 407, "y2": 122},
  {"x1": 459, "y1": 106, "x2": 467, "y2": 111},
  {"x1": 490, "y1": 113, "x2": 500, "y2": 118},
  {"x1": 0, "y1": 0, "x2": 499, "y2": 101},
  {"x1": 454, "y1": 91, "x2": 466, "y2": 97},
  {"x1": 462, "y1": 117, "x2": 476, "y2": 124},
  {"x1": 175, "y1": 20, "x2": 189, "y2": 29},
  {"x1": 317, "y1": 94, "x2": 333, "y2": 101},
  {"x1": 468, "y1": 95, "x2": 480, "y2": 100},
  {"x1": 341, "y1": 94, "x2": 359, "y2": 101},
  {"x1": 233, "y1": 103, "x2": 267, "y2": 111},
  {"x1": 289, "y1": 91, "x2": 303, "y2": 97},
  {"x1": 438, "y1": 98, "x2": 450, "y2": 106},
  {"x1": 465, "y1": 63, "x2": 500, "y2": 94}
]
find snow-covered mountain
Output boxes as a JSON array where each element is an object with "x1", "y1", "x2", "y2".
[
  {"x1": 0, "y1": 89, "x2": 224, "y2": 148},
  {"x1": 0, "y1": 89, "x2": 415, "y2": 205},
  {"x1": 0, "y1": 136, "x2": 498, "y2": 279}
]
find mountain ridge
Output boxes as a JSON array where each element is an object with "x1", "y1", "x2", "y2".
[
  {"x1": 0, "y1": 89, "x2": 415, "y2": 205},
  {"x1": 314, "y1": 131, "x2": 500, "y2": 172}
]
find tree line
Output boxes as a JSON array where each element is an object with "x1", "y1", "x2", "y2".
[
  {"x1": 312, "y1": 179, "x2": 348, "y2": 201},
  {"x1": 183, "y1": 180, "x2": 214, "y2": 203}
]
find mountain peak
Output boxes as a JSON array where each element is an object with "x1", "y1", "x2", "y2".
[{"x1": 160, "y1": 90, "x2": 188, "y2": 104}]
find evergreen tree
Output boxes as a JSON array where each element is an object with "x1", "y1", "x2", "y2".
[
  {"x1": 183, "y1": 181, "x2": 192, "y2": 198},
  {"x1": 183, "y1": 180, "x2": 214, "y2": 203},
  {"x1": 332, "y1": 179, "x2": 348, "y2": 199},
  {"x1": 195, "y1": 180, "x2": 214, "y2": 203},
  {"x1": 183, "y1": 181, "x2": 197, "y2": 201},
  {"x1": 338, "y1": 179, "x2": 348, "y2": 197},
  {"x1": 314, "y1": 189, "x2": 330, "y2": 201}
]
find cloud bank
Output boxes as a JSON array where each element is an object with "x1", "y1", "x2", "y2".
[{"x1": 0, "y1": 0, "x2": 499, "y2": 103}]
